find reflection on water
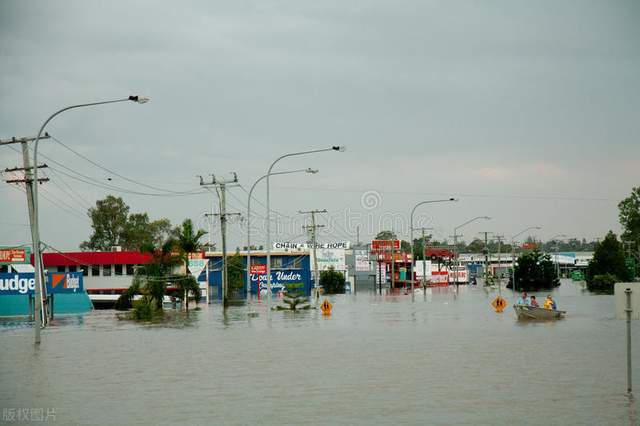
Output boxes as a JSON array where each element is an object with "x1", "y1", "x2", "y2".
[{"x1": 1, "y1": 280, "x2": 639, "y2": 425}]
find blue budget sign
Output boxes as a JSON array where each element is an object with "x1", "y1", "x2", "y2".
[{"x1": 0, "y1": 272, "x2": 84, "y2": 295}]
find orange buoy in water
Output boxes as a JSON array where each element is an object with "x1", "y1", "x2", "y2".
[{"x1": 320, "y1": 299, "x2": 332, "y2": 315}]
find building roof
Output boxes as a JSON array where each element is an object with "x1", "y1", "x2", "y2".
[
  {"x1": 204, "y1": 250, "x2": 309, "y2": 257},
  {"x1": 36, "y1": 251, "x2": 153, "y2": 267}
]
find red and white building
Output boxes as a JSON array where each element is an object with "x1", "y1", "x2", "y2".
[{"x1": 38, "y1": 251, "x2": 154, "y2": 305}]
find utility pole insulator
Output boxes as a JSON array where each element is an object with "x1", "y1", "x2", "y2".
[
  {"x1": 0, "y1": 133, "x2": 50, "y2": 146},
  {"x1": 6, "y1": 178, "x2": 50, "y2": 184}
]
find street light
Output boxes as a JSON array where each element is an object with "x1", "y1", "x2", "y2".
[
  {"x1": 510, "y1": 226, "x2": 542, "y2": 292},
  {"x1": 453, "y1": 216, "x2": 491, "y2": 286},
  {"x1": 29, "y1": 96, "x2": 149, "y2": 344},
  {"x1": 409, "y1": 198, "x2": 457, "y2": 301},
  {"x1": 246, "y1": 168, "x2": 318, "y2": 300},
  {"x1": 265, "y1": 146, "x2": 345, "y2": 311}
]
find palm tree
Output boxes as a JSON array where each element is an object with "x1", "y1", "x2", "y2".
[
  {"x1": 174, "y1": 219, "x2": 207, "y2": 311},
  {"x1": 137, "y1": 237, "x2": 181, "y2": 310},
  {"x1": 115, "y1": 237, "x2": 180, "y2": 315}
]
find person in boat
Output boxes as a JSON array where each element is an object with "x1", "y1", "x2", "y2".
[
  {"x1": 516, "y1": 291, "x2": 530, "y2": 306},
  {"x1": 544, "y1": 295, "x2": 557, "y2": 310},
  {"x1": 530, "y1": 295, "x2": 539, "y2": 307}
]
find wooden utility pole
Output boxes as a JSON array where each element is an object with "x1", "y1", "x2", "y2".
[
  {"x1": 2, "y1": 134, "x2": 51, "y2": 340},
  {"x1": 299, "y1": 209, "x2": 326, "y2": 299},
  {"x1": 493, "y1": 235, "x2": 504, "y2": 295},
  {"x1": 416, "y1": 227, "x2": 432, "y2": 288},
  {"x1": 199, "y1": 173, "x2": 240, "y2": 308},
  {"x1": 479, "y1": 231, "x2": 493, "y2": 283}
]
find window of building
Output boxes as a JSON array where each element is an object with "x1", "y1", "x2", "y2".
[
  {"x1": 114, "y1": 264, "x2": 123, "y2": 276},
  {"x1": 208, "y1": 259, "x2": 221, "y2": 271},
  {"x1": 286, "y1": 257, "x2": 302, "y2": 269},
  {"x1": 91, "y1": 265, "x2": 100, "y2": 276},
  {"x1": 102, "y1": 265, "x2": 112, "y2": 277},
  {"x1": 68, "y1": 265, "x2": 77, "y2": 273},
  {"x1": 270, "y1": 257, "x2": 283, "y2": 269},
  {"x1": 57, "y1": 266, "x2": 66, "y2": 273},
  {"x1": 80, "y1": 265, "x2": 88, "y2": 276},
  {"x1": 126, "y1": 264, "x2": 135, "y2": 276},
  {"x1": 250, "y1": 258, "x2": 262, "y2": 266}
]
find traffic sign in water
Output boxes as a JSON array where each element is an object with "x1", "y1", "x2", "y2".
[
  {"x1": 320, "y1": 299, "x2": 332, "y2": 315},
  {"x1": 491, "y1": 296, "x2": 507, "y2": 313}
]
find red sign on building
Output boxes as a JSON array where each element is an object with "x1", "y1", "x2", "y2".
[
  {"x1": 0, "y1": 248, "x2": 29, "y2": 264},
  {"x1": 371, "y1": 240, "x2": 400, "y2": 252},
  {"x1": 250, "y1": 264, "x2": 267, "y2": 275}
]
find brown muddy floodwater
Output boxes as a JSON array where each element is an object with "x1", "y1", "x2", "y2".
[{"x1": 1, "y1": 280, "x2": 638, "y2": 425}]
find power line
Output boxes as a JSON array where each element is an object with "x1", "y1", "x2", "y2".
[
  {"x1": 31, "y1": 145, "x2": 206, "y2": 197},
  {"x1": 49, "y1": 135, "x2": 203, "y2": 195},
  {"x1": 45, "y1": 171, "x2": 92, "y2": 213},
  {"x1": 272, "y1": 185, "x2": 617, "y2": 203},
  {"x1": 46, "y1": 167, "x2": 92, "y2": 207}
]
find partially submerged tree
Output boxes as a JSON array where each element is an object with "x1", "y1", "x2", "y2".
[
  {"x1": 586, "y1": 231, "x2": 632, "y2": 293},
  {"x1": 619, "y1": 187, "x2": 640, "y2": 246},
  {"x1": 226, "y1": 254, "x2": 246, "y2": 298},
  {"x1": 506, "y1": 250, "x2": 559, "y2": 291},
  {"x1": 115, "y1": 237, "x2": 181, "y2": 318},
  {"x1": 273, "y1": 290, "x2": 312, "y2": 311},
  {"x1": 320, "y1": 267, "x2": 346, "y2": 294},
  {"x1": 173, "y1": 219, "x2": 207, "y2": 311}
]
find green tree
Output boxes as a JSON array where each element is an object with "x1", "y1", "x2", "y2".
[
  {"x1": 81, "y1": 195, "x2": 129, "y2": 250},
  {"x1": 173, "y1": 218, "x2": 207, "y2": 310},
  {"x1": 81, "y1": 195, "x2": 172, "y2": 251},
  {"x1": 506, "y1": 250, "x2": 559, "y2": 291},
  {"x1": 226, "y1": 255, "x2": 246, "y2": 297},
  {"x1": 116, "y1": 237, "x2": 181, "y2": 315},
  {"x1": 466, "y1": 238, "x2": 485, "y2": 253},
  {"x1": 586, "y1": 231, "x2": 632, "y2": 293},
  {"x1": 619, "y1": 187, "x2": 640, "y2": 245},
  {"x1": 375, "y1": 230, "x2": 397, "y2": 240},
  {"x1": 122, "y1": 214, "x2": 172, "y2": 251},
  {"x1": 320, "y1": 267, "x2": 346, "y2": 294}
]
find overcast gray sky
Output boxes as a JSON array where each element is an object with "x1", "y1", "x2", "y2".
[{"x1": 1, "y1": 0, "x2": 639, "y2": 251}]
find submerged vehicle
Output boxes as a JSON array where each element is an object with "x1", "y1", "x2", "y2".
[{"x1": 513, "y1": 304, "x2": 566, "y2": 320}]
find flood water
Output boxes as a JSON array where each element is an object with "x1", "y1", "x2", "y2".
[{"x1": 1, "y1": 280, "x2": 639, "y2": 425}]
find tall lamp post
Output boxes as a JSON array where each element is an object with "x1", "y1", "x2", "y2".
[
  {"x1": 409, "y1": 198, "x2": 457, "y2": 301},
  {"x1": 453, "y1": 216, "x2": 491, "y2": 286},
  {"x1": 550, "y1": 233, "x2": 567, "y2": 279},
  {"x1": 511, "y1": 226, "x2": 542, "y2": 292},
  {"x1": 246, "y1": 168, "x2": 318, "y2": 300},
  {"x1": 265, "y1": 146, "x2": 345, "y2": 311},
  {"x1": 30, "y1": 95, "x2": 149, "y2": 344}
]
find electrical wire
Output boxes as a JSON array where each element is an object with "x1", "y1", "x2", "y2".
[
  {"x1": 47, "y1": 167, "x2": 92, "y2": 208},
  {"x1": 49, "y1": 135, "x2": 204, "y2": 195},
  {"x1": 272, "y1": 185, "x2": 617, "y2": 203},
  {"x1": 34, "y1": 146, "x2": 207, "y2": 197}
]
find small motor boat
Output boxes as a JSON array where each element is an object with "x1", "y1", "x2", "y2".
[{"x1": 513, "y1": 304, "x2": 566, "y2": 320}]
